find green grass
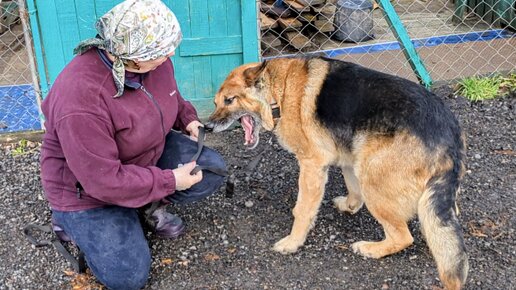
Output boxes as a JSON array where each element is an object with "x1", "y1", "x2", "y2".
[
  {"x1": 456, "y1": 73, "x2": 516, "y2": 102},
  {"x1": 11, "y1": 139, "x2": 28, "y2": 156}
]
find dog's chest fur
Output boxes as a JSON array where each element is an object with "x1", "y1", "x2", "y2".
[{"x1": 270, "y1": 59, "x2": 342, "y2": 161}]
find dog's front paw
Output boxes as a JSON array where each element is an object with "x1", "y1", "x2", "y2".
[
  {"x1": 333, "y1": 196, "x2": 363, "y2": 214},
  {"x1": 351, "y1": 241, "x2": 384, "y2": 259},
  {"x1": 273, "y1": 235, "x2": 303, "y2": 254}
]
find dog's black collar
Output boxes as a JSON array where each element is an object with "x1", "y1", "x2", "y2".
[{"x1": 271, "y1": 102, "x2": 280, "y2": 119}]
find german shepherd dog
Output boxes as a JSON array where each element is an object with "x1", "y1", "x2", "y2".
[{"x1": 206, "y1": 57, "x2": 468, "y2": 290}]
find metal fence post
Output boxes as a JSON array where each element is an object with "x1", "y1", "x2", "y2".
[
  {"x1": 376, "y1": 0, "x2": 433, "y2": 88},
  {"x1": 18, "y1": 0, "x2": 44, "y2": 129}
]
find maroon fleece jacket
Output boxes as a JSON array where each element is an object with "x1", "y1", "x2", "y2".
[{"x1": 40, "y1": 49, "x2": 199, "y2": 211}]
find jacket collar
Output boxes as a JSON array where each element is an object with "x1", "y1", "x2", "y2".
[{"x1": 96, "y1": 48, "x2": 145, "y2": 89}]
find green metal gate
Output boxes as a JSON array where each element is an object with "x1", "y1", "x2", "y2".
[{"x1": 26, "y1": 0, "x2": 259, "y2": 117}]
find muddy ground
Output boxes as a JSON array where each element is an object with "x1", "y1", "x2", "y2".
[{"x1": 0, "y1": 85, "x2": 514, "y2": 290}]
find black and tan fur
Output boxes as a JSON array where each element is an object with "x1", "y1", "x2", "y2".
[{"x1": 206, "y1": 57, "x2": 468, "y2": 290}]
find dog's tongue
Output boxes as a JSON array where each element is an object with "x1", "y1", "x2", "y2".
[{"x1": 241, "y1": 115, "x2": 253, "y2": 144}]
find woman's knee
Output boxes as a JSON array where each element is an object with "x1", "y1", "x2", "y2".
[
  {"x1": 53, "y1": 207, "x2": 152, "y2": 289},
  {"x1": 92, "y1": 246, "x2": 151, "y2": 290}
]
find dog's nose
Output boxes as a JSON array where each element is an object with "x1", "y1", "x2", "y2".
[{"x1": 204, "y1": 121, "x2": 214, "y2": 132}]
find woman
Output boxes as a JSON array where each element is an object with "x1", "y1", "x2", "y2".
[{"x1": 40, "y1": 0, "x2": 212, "y2": 288}]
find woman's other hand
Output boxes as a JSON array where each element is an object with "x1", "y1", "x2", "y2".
[
  {"x1": 185, "y1": 120, "x2": 204, "y2": 141},
  {"x1": 172, "y1": 161, "x2": 203, "y2": 191}
]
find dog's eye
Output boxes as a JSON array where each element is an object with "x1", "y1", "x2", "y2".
[{"x1": 224, "y1": 96, "x2": 236, "y2": 105}]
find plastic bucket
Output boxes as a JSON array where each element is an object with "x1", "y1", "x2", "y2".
[{"x1": 333, "y1": 0, "x2": 374, "y2": 42}]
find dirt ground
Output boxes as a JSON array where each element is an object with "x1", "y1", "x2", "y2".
[{"x1": 0, "y1": 85, "x2": 514, "y2": 290}]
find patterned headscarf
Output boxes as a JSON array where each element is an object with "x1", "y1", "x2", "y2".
[{"x1": 74, "y1": 0, "x2": 183, "y2": 97}]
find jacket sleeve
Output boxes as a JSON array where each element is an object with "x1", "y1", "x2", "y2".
[
  {"x1": 169, "y1": 63, "x2": 200, "y2": 131},
  {"x1": 55, "y1": 113, "x2": 176, "y2": 208}
]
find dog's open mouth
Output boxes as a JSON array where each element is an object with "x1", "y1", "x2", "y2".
[{"x1": 240, "y1": 114, "x2": 261, "y2": 149}]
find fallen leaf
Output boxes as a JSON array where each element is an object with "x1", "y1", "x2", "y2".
[
  {"x1": 68, "y1": 269, "x2": 104, "y2": 290},
  {"x1": 204, "y1": 252, "x2": 221, "y2": 261},
  {"x1": 161, "y1": 258, "x2": 173, "y2": 265},
  {"x1": 468, "y1": 222, "x2": 489, "y2": 237}
]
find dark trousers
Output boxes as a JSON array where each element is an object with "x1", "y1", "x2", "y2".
[
  {"x1": 51, "y1": 130, "x2": 226, "y2": 289},
  {"x1": 52, "y1": 207, "x2": 150, "y2": 290}
]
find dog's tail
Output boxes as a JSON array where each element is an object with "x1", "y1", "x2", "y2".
[{"x1": 418, "y1": 159, "x2": 468, "y2": 290}]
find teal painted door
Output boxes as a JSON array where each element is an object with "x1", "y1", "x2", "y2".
[{"x1": 29, "y1": 0, "x2": 259, "y2": 117}]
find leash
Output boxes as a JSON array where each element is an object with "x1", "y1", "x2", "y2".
[
  {"x1": 223, "y1": 99, "x2": 280, "y2": 198},
  {"x1": 193, "y1": 126, "x2": 234, "y2": 198},
  {"x1": 147, "y1": 126, "x2": 231, "y2": 219},
  {"x1": 23, "y1": 223, "x2": 86, "y2": 273},
  {"x1": 190, "y1": 126, "x2": 228, "y2": 177},
  {"x1": 271, "y1": 102, "x2": 281, "y2": 119},
  {"x1": 242, "y1": 101, "x2": 280, "y2": 174}
]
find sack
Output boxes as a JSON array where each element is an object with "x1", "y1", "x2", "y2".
[{"x1": 156, "y1": 127, "x2": 227, "y2": 204}]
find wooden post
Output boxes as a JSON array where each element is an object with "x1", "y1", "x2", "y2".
[
  {"x1": 242, "y1": 0, "x2": 260, "y2": 63},
  {"x1": 19, "y1": 0, "x2": 46, "y2": 128},
  {"x1": 24, "y1": 0, "x2": 49, "y2": 97}
]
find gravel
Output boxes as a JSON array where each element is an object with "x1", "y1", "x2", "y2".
[{"x1": 0, "y1": 86, "x2": 514, "y2": 290}]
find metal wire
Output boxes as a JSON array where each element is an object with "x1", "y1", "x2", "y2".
[
  {"x1": 258, "y1": 0, "x2": 516, "y2": 82},
  {"x1": 1, "y1": 0, "x2": 515, "y2": 133},
  {"x1": 0, "y1": 0, "x2": 41, "y2": 133}
]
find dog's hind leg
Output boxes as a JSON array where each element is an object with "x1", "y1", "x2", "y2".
[
  {"x1": 333, "y1": 167, "x2": 364, "y2": 214},
  {"x1": 273, "y1": 159, "x2": 329, "y2": 254},
  {"x1": 351, "y1": 136, "x2": 418, "y2": 258},
  {"x1": 351, "y1": 199, "x2": 414, "y2": 258}
]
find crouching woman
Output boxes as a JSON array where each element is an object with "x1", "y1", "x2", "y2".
[{"x1": 40, "y1": 0, "x2": 225, "y2": 289}]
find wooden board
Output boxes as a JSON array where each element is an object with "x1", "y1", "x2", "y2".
[
  {"x1": 260, "y1": 12, "x2": 278, "y2": 30},
  {"x1": 313, "y1": 20, "x2": 335, "y2": 32},
  {"x1": 317, "y1": 14, "x2": 334, "y2": 23},
  {"x1": 295, "y1": 0, "x2": 326, "y2": 7},
  {"x1": 299, "y1": 12, "x2": 318, "y2": 22},
  {"x1": 277, "y1": 17, "x2": 303, "y2": 31},
  {"x1": 313, "y1": 3, "x2": 336, "y2": 15},
  {"x1": 261, "y1": 32, "x2": 282, "y2": 49},
  {"x1": 284, "y1": 0, "x2": 310, "y2": 12},
  {"x1": 285, "y1": 31, "x2": 314, "y2": 50}
]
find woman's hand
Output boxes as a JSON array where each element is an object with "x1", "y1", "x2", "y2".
[
  {"x1": 172, "y1": 161, "x2": 203, "y2": 191},
  {"x1": 185, "y1": 120, "x2": 204, "y2": 141}
]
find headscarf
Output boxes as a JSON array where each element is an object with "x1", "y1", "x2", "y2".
[{"x1": 74, "y1": 0, "x2": 183, "y2": 97}]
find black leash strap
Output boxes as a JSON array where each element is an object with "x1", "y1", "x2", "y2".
[
  {"x1": 190, "y1": 126, "x2": 206, "y2": 164},
  {"x1": 244, "y1": 149, "x2": 266, "y2": 174},
  {"x1": 142, "y1": 200, "x2": 162, "y2": 226},
  {"x1": 271, "y1": 102, "x2": 281, "y2": 119},
  {"x1": 190, "y1": 126, "x2": 228, "y2": 177},
  {"x1": 23, "y1": 223, "x2": 86, "y2": 273},
  {"x1": 191, "y1": 125, "x2": 233, "y2": 198}
]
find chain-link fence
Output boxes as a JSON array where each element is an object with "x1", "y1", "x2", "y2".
[
  {"x1": 1, "y1": 0, "x2": 514, "y2": 134},
  {"x1": 259, "y1": 0, "x2": 516, "y2": 83},
  {"x1": 0, "y1": 0, "x2": 41, "y2": 134}
]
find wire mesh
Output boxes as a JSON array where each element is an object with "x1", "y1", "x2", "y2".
[
  {"x1": 0, "y1": 0, "x2": 41, "y2": 133},
  {"x1": 1, "y1": 0, "x2": 514, "y2": 133},
  {"x1": 258, "y1": 0, "x2": 516, "y2": 82}
]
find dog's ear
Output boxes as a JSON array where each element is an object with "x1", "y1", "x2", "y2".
[{"x1": 243, "y1": 61, "x2": 267, "y2": 87}]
